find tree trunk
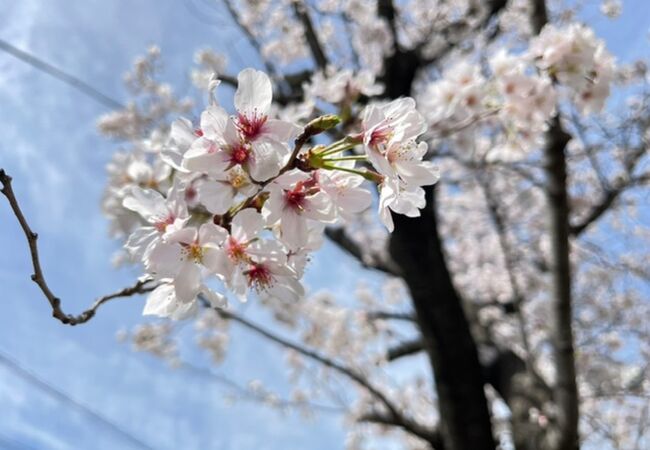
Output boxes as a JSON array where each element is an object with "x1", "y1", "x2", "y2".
[
  {"x1": 389, "y1": 186, "x2": 496, "y2": 450},
  {"x1": 544, "y1": 116, "x2": 579, "y2": 450}
]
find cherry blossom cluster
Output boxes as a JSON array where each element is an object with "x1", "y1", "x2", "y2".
[
  {"x1": 116, "y1": 69, "x2": 437, "y2": 319},
  {"x1": 420, "y1": 23, "x2": 615, "y2": 161},
  {"x1": 529, "y1": 23, "x2": 615, "y2": 114}
]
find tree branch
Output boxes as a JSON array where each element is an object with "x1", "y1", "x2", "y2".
[
  {"x1": 386, "y1": 339, "x2": 424, "y2": 361},
  {"x1": 570, "y1": 144, "x2": 647, "y2": 236},
  {"x1": 207, "y1": 302, "x2": 437, "y2": 444},
  {"x1": 0, "y1": 169, "x2": 155, "y2": 325},
  {"x1": 293, "y1": 1, "x2": 328, "y2": 70},
  {"x1": 220, "y1": 0, "x2": 278, "y2": 78},
  {"x1": 359, "y1": 411, "x2": 443, "y2": 449},
  {"x1": 365, "y1": 310, "x2": 415, "y2": 322},
  {"x1": 183, "y1": 363, "x2": 345, "y2": 414},
  {"x1": 377, "y1": 0, "x2": 399, "y2": 52},
  {"x1": 530, "y1": 0, "x2": 549, "y2": 35},
  {"x1": 325, "y1": 227, "x2": 402, "y2": 276}
]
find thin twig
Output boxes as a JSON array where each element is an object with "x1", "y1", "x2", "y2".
[
  {"x1": 0, "y1": 169, "x2": 155, "y2": 325},
  {"x1": 182, "y1": 363, "x2": 345, "y2": 414},
  {"x1": 205, "y1": 301, "x2": 438, "y2": 443},
  {"x1": 325, "y1": 227, "x2": 402, "y2": 276}
]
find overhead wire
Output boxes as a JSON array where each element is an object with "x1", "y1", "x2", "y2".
[
  {"x1": 0, "y1": 38, "x2": 124, "y2": 110},
  {"x1": 0, "y1": 350, "x2": 154, "y2": 450}
]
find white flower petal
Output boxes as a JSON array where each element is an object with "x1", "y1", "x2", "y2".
[
  {"x1": 197, "y1": 180, "x2": 234, "y2": 215},
  {"x1": 174, "y1": 262, "x2": 202, "y2": 303},
  {"x1": 235, "y1": 68, "x2": 273, "y2": 117},
  {"x1": 122, "y1": 187, "x2": 167, "y2": 221},
  {"x1": 232, "y1": 209, "x2": 264, "y2": 241}
]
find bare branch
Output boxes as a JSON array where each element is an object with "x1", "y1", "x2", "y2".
[
  {"x1": 220, "y1": 0, "x2": 278, "y2": 77},
  {"x1": 183, "y1": 363, "x2": 345, "y2": 414},
  {"x1": 386, "y1": 339, "x2": 424, "y2": 361},
  {"x1": 570, "y1": 144, "x2": 647, "y2": 236},
  {"x1": 365, "y1": 310, "x2": 415, "y2": 322},
  {"x1": 293, "y1": 1, "x2": 328, "y2": 70},
  {"x1": 207, "y1": 301, "x2": 437, "y2": 444},
  {"x1": 217, "y1": 73, "x2": 238, "y2": 88},
  {"x1": 325, "y1": 227, "x2": 402, "y2": 276},
  {"x1": 377, "y1": 0, "x2": 399, "y2": 52},
  {"x1": 0, "y1": 169, "x2": 155, "y2": 325},
  {"x1": 359, "y1": 411, "x2": 443, "y2": 448}
]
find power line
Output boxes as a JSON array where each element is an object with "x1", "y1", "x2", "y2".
[
  {"x1": 0, "y1": 38, "x2": 124, "y2": 110},
  {"x1": 0, "y1": 432, "x2": 38, "y2": 450},
  {"x1": 0, "y1": 350, "x2": 154, "y2": 450}
]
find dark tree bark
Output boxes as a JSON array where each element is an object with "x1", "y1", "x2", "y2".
[
  {"x1": 543, "y1": 116, "x2": 579, "y2": 450},
  {"x1": 374, "y1": 11, "x2": 496, "y2": 447},
  {"x1": 529, "y1": 1, "x2": 580, "y2": 447},
  {"x1": 389, "y1": 187, "x2": 496, "y2": 450}
]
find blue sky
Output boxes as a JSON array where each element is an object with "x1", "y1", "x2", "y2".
[
  {"x1": 0, "y1": 1, "x2": 648, "y2": 449},
  {"x1": 0, "y1": 1, "x2": 354, "y2": 449}
]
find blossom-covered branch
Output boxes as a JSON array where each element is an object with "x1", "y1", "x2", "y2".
[{"x1": 112, "y1": 68, "x2": 438, "y2": 320}]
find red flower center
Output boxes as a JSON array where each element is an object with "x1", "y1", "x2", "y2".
[
  {"x1": 230, "y1": 145, "x2": 250, "y2": 165},
  {"x1": 246, "y1": 263, "x2": 273, "y2": 290},
  {"x1": 185, "y1": 186, "x2": 197, "y2": 202},
  {"x1": 237, "y1": 113, "x2": 267, "y2": 141},
  {"x1": 154, "y1": 214, "x2": 175, "y2": 232},
  {"x1": 227, "y1": 237, "x2": 248, "y2": 262},
  {"x1": 284, "y1": 182, "x2": 308, "y2": 211}
]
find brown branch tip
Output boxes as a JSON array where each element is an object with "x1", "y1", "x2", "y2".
[{"x1": 0, "y1": 169, "x2": 154, "y2": 325}]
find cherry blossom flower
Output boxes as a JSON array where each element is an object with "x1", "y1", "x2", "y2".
[
  {"x1": 319, "y1": 162, "x2": 373, "y2": 221},
  {"x1": 122, "y1": 183, "x2": 189, "y2": 261},
  {"x1": 529, "y1": 23, "x2": 616, "y2": 113},
  {"x1": 233, "y1": 68, "x2": 300, "y2": 179},
  {"x1": 369, "y1": 139, "x2": 439, "y2": 189},
  {"x1": 144, "y1": 223, "x2": 228, "y2": 317},
  {"x1": 361, "y1": 97, "x2": 426, "y2": 152},
  {"x1": 197, "y1": 166, "x2": 257, "y2": 215},
  {"x1": 209, "y1": 209, "x2": 266, "y2": 291},
  {"x1": 181, "y1": 105, "x2": 233, "y2": 176},
  {"x1": 378, "y1": 178, "x2": 427, "y2": 232},
  {"x1": 241, "y1": 240, "x2": 304, "y2": 304},
  {"x1": 305, "y1": 68, "x2": 383, "y2": 104},
  {"x1": 263, "y1": 169, "x2": 336, "y2": 249},
  {"x1": 183, "y1": 69, "x2": 300, "y2": 181},
  {"x1": 159, "y1": 116, "x2": 199, "y2": 171},
  {"x1": 143, "y1": 281, "x2": 225, "y2": 320}
]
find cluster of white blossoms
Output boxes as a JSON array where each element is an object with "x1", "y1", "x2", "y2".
[
  {"x1": 116, "y1": 69, "x2": 438, "y2": 319},
  {"x1": 304, "y1": 67, "x2": 384, "y2": 105},
  {"x1": 530, "y1": 24, "x2": 616, "y2": 115},
  {"x1": 420, "y1": 23, "x2": 615, "y2": 161}
]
